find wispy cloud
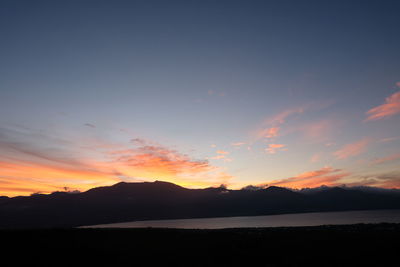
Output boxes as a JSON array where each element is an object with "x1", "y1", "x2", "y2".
[
  {"x1": 84, "y1": 123, "x2": 96, "y2": 128},
  {"x1": 210, "y1": 155, "x2": 225, "y2": 160},
  {"x1": 0, "y1": 127, "x2": 234, "y2": 196},
  {"x1": 260, "y1": 167, "x2": 349, "y2": 189},
  {"x1": 265, "y1": 144, "x2": 286, "y2": 154},
  {"x1": 255, "y1": 107, "x2": 306, "y2": 141},
  {"x1": 299, "y1": 119, "x2": 336, "y2": 143},
  {"x1": 334, "y1": 138, "x2": 370, "y2": 159},
  {"x1": 258, "y1": 127, "x2": 280, "y2": 139},
  {"x1": 379, "y1": 136, "x2": 400, "y2": 143},
  {"x1": 310, "y1": 153, "x2": 321, "y2": 163},
  {"x1": 266, "y1": 107, "x2": 305, "y2": 125},
  {"x1": 210, "y1": 149, "x2": 233, "y2": 162},
  {"x1": 253, "y1": 107, "x2": 308, "y2": 152},
  {"x1": 346, "y1": 172, "x2": 400, "y2": 189},
  {"x1": 365, "y1": 91, "x2": 400, "y2": 121},
  {"x1": 231, "y1": 142, "x2": 246, "y2": 147},
  {"x1": 259, "y1": 167, "x2": 400, "y2": 189},
  {"x1": 371, "y1": 153, "x2": 400, "y2": 165}
]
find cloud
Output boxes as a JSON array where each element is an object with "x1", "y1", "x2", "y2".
[
  {"x1": 231, "y1": 142, "x2": 246, "y2": 147},
  {"x1": 265, "y1": 144, "x2": 286, "y2": 154},
  {"x1": 258, "y1": 127, "x2": 280, "y2": 139},
  {"x1": 299, "y1": 119, "x2": 336, "y2": 143},
  {"x1": 371, "y1": 153, "x2": 400, "y2": 165},
  {"x1": 379, "y1": 136, "x2": 400, "y2": 143},
  {"x1": 260, "y1": 167, "x2": 349, "y2": 189},
  {"x1": 333, "y1": 138, "x2": 370, "y2": 159},
  {"x1": 310, "y1": 153, "x2": 321, "y2": 163},
  {"x1": 84, "y1": 123, "x2": 96, "y2": 128},
  {"x1": 365, "y1": 91, "x2": 400, "y2": 121},
  {"x1": 396, "y1": 82, "x2": 400, "y2": 88},
  {"x1": 208, "y1": 90, "x2": 226, "y2": 97},
  {"x1": 259, "y1": 167, "x2": 400, "y2": 189},
  {"x1": 210, "y1": 155, "x2": 225, "y2": 160},
  {"x1": 110, "y1": 145, "x2": 225, "y2": 181},
  {"x1": 0, "y1": 127, "x2": 234, "y2": 196},
  {"x1": 255, "y1": 107, "x2": 306, "y2": 142},
  {"x1": 131, "y1": 138, "x2": 148, "y2": 146},
  {"x1": 346, "y1": 172, "x2": 400, "y2": 189},
  {"x1": 266, "y1": 108, "x2": 305, "y2": 125},
  {"x1": 210, "y1": 150, "x2": 233, "y2": 162}
]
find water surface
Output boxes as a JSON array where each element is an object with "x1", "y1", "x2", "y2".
[{"x1": 83, "y1": 209, "x2": 400, "y2": 229}]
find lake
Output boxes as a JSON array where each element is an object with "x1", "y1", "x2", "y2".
[{"x1": 82, "y1": 209, "x2": 400, "y2": 229}]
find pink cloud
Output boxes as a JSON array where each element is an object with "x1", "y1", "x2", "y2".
[
  {"x1": 372, "y1": 153, "x2": 400, "y2": 165},
  {"x1": 260, "y1": 167, "x2": 349, "y2": 189},
  {"x1": 310, "y1": 154, "x2": 321, "y2": 163},
  {"x1": 334, "y1": 138, "x2": 370, "y2": 159},
  {"x1": 266, "y1": 108, "x2": 305, "y2": 125},
  {"x1": 379, "y1": 136, "x2": 400, "y2": 143},
  {"x1": 346, "y1": 172, "x2": 400, "y2": 189},
  {"x1": 365, "y1": 91, "x2": 400, "y2": 121},
  {"x1": 396, "y1": 82, "x2": 400, "y2": 88},
  {"x1": 258, "y1": 127, "x2": 280, "y2": 139},
  {"x1": 299, "y1": 119, "x2": 336, "y2": 143}
]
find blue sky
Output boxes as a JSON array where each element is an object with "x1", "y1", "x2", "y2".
[{"x1": 1, "y1": 0, "x2": 400, "y2": 196}]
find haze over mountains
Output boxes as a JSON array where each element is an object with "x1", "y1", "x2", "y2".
[{"x1": 1, "y1": 181, "x2": 400, "y2": 229}]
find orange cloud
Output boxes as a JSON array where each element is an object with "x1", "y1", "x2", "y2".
[
  {"x1": 261, "y1": 167, "x2": 349, "y2": 189},
  {"x1": 265, "y1": 144, "x2": 286, "y2": 154},
  {"x1": 372, "y1": 153, "x2": 400, "y2": 165},
  {"x1": 216, "y1": 150, "x2": 229, "y2": 155},
  {"x1": 108, "y1": 144, "x2": 234, "y2": 187},
  {"x1": 255, "y1": 107, "x2": 306, "y2": 142},
  {"x1": 0, "y1": 128, "x2": 234, "y2": 196},
  {"x1": 366, "y1": 91, "x2": 400, "y2": 121},
  {"x1": 334, "y1": 138, "x2": 370, "y2": 159},
  {"x1": 0, "y1": 159, "x2": 119, "y2": 196}
]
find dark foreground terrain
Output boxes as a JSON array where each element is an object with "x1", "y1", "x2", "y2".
[
  {"x1": 2, "y1": 181, "x2": 400, "y2": 228},
  {"x1": 1, "y1": 223, "x2": 399, "y2": 267}
]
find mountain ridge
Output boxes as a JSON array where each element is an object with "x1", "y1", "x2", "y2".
[{"x1": 1, "y1": 181, "x2": 400, "y2": 229}]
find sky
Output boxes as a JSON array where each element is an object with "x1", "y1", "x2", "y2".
[{"x1": 1, "y1": 0, "x2": 400, "y2": 196}]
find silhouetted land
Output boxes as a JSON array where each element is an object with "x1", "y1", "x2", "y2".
[
  {"x1": 1, "y1": 223, "x2": 399, "y2": 266},
  {"x1": 1, "y1": 181, "x2": 400, "y2": 228}
]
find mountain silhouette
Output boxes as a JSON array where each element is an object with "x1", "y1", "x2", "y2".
[{"x1": 1, "y1": 181, "x2": 400, "y2": 229}]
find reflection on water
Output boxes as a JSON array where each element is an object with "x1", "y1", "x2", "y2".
[{"x1": 83, "y1": 209, "x2": 400, "y2": 229}]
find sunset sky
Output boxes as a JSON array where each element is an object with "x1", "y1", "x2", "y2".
[{"x1": 1, "y1": 0, "x2": 400, "y2": 196}]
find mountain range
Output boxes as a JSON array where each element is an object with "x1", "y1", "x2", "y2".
[{"x1": 1, "y1": 181, "x2": 400, "y2": 229}]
